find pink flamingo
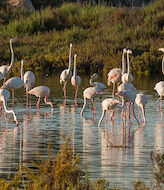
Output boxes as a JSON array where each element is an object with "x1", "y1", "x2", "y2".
[
  {"x1": 0, "y1": 38, "x2": 17, "y2": 83},
  {"x1": 135, "y1": 93, "x2": 147, "y2": 126},
  {"x1": 0, "y1": 89, "x2": 18, "y2": 125},
  {"x1": 80, "y1": 87, "x2": 101, "y2": 116},
  {"x1": 71, "y1": 54, "x2": 81, "y2": 104},
  {"x1": 154, "y1": 48, "x2": 164, "y2": 118},
  {"x1": 60, "y1": 43, "x2": 72, "y2": 100},
  {"x1": 1, "y1": 77, "x2": 24, "y2": 109},
  {"x1": 107, "y1": 48, "x2": 127, "y2": 97},
  {"x1": 27, "y1": 86, "x2": 53, "y2": 111},
  {"x1": 21, "y1": 60, "x2": 35, "y2": 107}
]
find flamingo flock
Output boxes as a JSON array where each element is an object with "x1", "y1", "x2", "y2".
[{"x1": 0, "y1": 39, "x2": 163, "y2": 131}]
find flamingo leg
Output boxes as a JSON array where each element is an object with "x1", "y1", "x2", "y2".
[
  {"x1": 30, "y1": 94, "x2": 32, "y2": 110},
  {"x1": 105, "y1": 110, "x2": 108, "y2": 139},
  {"x1": 91, "y1": 98, "x2": 96, "y2": 113},
  {"x1": 12, "y1": 89, "x2": 14, "y2": 110},
  {"x1": 160, "y1": 96, "x2": 163, "y2": 119},
  {"x1": 63, "y1": 81, "x2": 67, "y2": 100},
  {"x1": 75, "y1": 86, "x2": 78, "y2": 106},
  {"x1": 111, "y1": 110, "x2": 114, "y2": 136},
  {"x1": 112, "y1": 83, "x2": 115, "y2": 98},
  {"x1": 36, "y1": 97, "x2": 41, "y2": 110},
  {"x1": 26, "y1": 93, "x2": 28, "y2": 109}
]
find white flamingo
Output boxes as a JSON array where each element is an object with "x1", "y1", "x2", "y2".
[
  {"x1": 98, "y1": 98, "x2": 120, "y2": 128},
  {"x1": 27, "y1": 86, "x2": 53, "y2": 111},
  {"x1": 80, "y1": 87, "x2": 101, "y2": 116},
  {"x1": 135, "y1": 93, "x2": 147, "y2": 126},
  {"x1": 107, "y1": 48, "x2": 127, "y2": 97},
  {"x1": 154, "y1": 48, "x2": 164, "y2": 117},
  {"x1": 90, "y1": 73, "x2": 106, "y2": 92},
  {"x1": 1, "y1": 77, "x2": 24, "y2": 109},
  {"x1": 0, "y1": 38, "x2": 17, "y2": 83},
  {"x1": 60, "y1": 43, "x2": 72, "y2": 99},
  {"x1": 0, "y1": 89, "x2": 18, "y2": 125},
  {"x1": 21, "y1": 60, "x2": 35, "y2": 107},
  {"x1": 121, "y1": 49, "x2": 133, "y2": 83},
  {"x1": 71, "y1": 54, "x2": 81, "y2": 103}
]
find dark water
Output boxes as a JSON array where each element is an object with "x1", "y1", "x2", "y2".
[{"x1": 0, "y1": 73, "x2": 163, "y2": 189}]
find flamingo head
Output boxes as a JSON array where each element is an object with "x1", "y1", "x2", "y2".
[
  {"x1": 123, "y1": 48, "x2": 127, "y2": 53},
  {"x1": 74, "y1": 54, "x2": 78, "y2": 59},
  {"x1": 127, "y1": 49, "x2": 132, "y2": 55},
  {"x1": 21, "y1": 60, "x2": 24, "y2": 65},
  {"x1": 70, "y1": 43, "x2": 73, "y2": 48},
  {"x1": 158, "y1": 48, "x2": 164, "y2": 53},
  {"x1": 107, "y1": 80, "x2": 112, "y2": 86},
  {"x1": 91, "y1": 73, "x2": 98, "y2": 80},
  {"x1": 10, "y1": 38, "x2": 17, "y2": 43}
]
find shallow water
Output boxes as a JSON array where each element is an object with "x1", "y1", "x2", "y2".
[{"x1": 0, "y1": 73, "x2": 163, "y2": 189}]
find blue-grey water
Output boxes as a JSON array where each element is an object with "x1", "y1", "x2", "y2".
[{"x1": 0, "y1": 73, "x2": 163, "y2": 189}]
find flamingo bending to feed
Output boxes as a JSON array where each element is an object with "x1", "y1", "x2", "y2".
[
  {"x1": 135, "y1": 93, "x2": 147, "y2": 126},
  {"x1": 154, "y1": 48, "x2": 164, "y2": 118},
  {"x1": 98, "y1": 98, "x2": 120, "y2": 129},
  {"x1": 0, "y1": 38, "x2": 17, "y2": 83},
  {"x1": 107, "y1": 48, "x2": 127, "y2": 97},
  {"x1": 1, "y1": 77, "x2": 24, "y2": 109},
  {"x1": 90, "y1": 73, "x2": 106, "y2": 92},
  {"x1": 21, "y1": 60, "x2": 35, "y2": 107},
  {"x1": 60, "y1": 43, "x2": 72, "y2": 99},
  {"x1": 116, "y1": 89, "x2": 140, "y2": 127},
  {"x1": 0, "y1": 89, "x2": 18, "y2": 125},
  {"x1": 80, "y1": 87, "x2": 101, "y2": 116},
  {"x1": 121, "y1": 49, "x2": 133, "y2": 83},
  {"x1": 71, "y1": 54, "x2": 81, "y2": 103},
  {"x1": 27, "y1": 86, "x2": 53, "y2": 111}
]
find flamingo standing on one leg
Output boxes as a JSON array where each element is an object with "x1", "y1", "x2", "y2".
[
  {"x1": 0, "y1": 38, "x2": 17, "y2": 83},
  {"x1": 27, "y1": 86, "x2": 53, "y2": 111},
  {"x1": 71, "y1": 54, "x2": 81, "y2": 105},
  {"x1": 60, "y1": 43, "x2": 72, "y2": 100},
  {"x1": 154, "y1": 48, "x2": 164, "y2": 119},
  {"x1": 80, "y1": 87, "x2": 101, "y2": 117},
  {"x1": 135, "y1": 93, "x2": 148, "y2": 126},
  {"x1": 1, "y1": 77, "x2": 24, "y2": 109},
  {"x1": 0, "y1": 89, "x2": 18, "y2": 125},
  {"x1": 98, "y1": 98, "x2": 120, "y2": 137},
  {"x1": 21, "y1": 60, "x2": 35, "y2": 108}
]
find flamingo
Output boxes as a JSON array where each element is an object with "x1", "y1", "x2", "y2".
[
  {"x1": 154, "y1": 48, "x2": 164, "y2": 118},
  {"x1": 0, "y1": 89, "x2": 18, "y2": 125},
  {"x1": 90, "y1": 73, "x2": 106, "y2": 92},
  {"x1": 27, "y1": 86, "x2": 53, "y2": 111},
  {"x1": 80, "y1": 87, "x2": 101, "y2": 116},
  {"x1": 135, "y1": 93, "x2": 147, "y2": 126},
  {"x1": 98, "y1": 98, "x2": 120, "y2": 129},
  {"x1": 107, "y1": 48, "x2": 127, "y2": 97},
  {"x1": 121, "y1": 49, "x2": 133, "y2": 83},
  {"x1": 21, "y1": 60, "x2": 35, "y2": 107},
  {"x1": 1, "y1": 77, "x2": 24, "y2": 109},
  {"x1": 71, "y1": 54, "x2": 81, "y2": 103},
  {"x1": 116, "y1": 89, "x2": 140, "y2": 127},
  {"x1": 0, "y1": 38, "x2": 17, "y2": 83},
  {"x1": 60, "y1": 43, "x2": 72, "y2": 99}
]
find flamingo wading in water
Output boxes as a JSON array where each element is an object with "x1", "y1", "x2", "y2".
[
  {"x1": 21, "y1": 60, "x2": 35, "y2": 107},
  {"x1": 0, "y1": 89, "x2": 18, "y2": 125},
  {"x1": 0, "y1": 38, "x2": 17, "y2": 83},
  {"x1": 27, "y1": 86, "x2": 53, "y2": 111},
  {"x1": 154, "y1": 48, "x2": 164, "y2": 118},
  {"x1": 71, "y1": 54, "x2": 81, "y2": 104},
  {"x1": 60, "y1": 43, "x2": 72, "y2": 99}
]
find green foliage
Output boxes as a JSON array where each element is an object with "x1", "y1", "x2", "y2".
[{"x1": 0, "y1": 1, "x2": 164, "y2": 75}]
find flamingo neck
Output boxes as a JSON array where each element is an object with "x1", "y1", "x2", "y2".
[
  {"x1": 127, "y1": 51, "x2": 131, "y2": 81},
  {"x1": 2, "y1": 98, "x2": 18, "y2": 125},
  {"x1": 89, "y1": 74, "x2": 97, "y2": 87},
  {"x1": 73, "y1": 55, "x2": 77, "y2": 76},
  {"x1": 98, "y1": 109, "x2": 105, "y2": 128},
  {"x1": 80, "y1": 98, "x2": 87, "y2": 116},
  {"x1": 21, "y1": 61, "x2": 24, "y2": 81},
  {"x1": 162, "y1": 56, "x2": 164, "y2": 75},
  {"x1": 8, "y1": 40, "x2": 15, "y2": 74},
  {"x1": 122, "y1": 51, "x2": 126, "y2": 75},
  {"x1": 44, "y1": 97, "x2": 54, "y2": 111},
  {"x1": 68, "y1": 45, "x2": 72, "y2": 72}
]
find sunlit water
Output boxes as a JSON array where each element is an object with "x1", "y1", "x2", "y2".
[{"x1": 0, "y1": 73, "x2": 163, "y2": 189}]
